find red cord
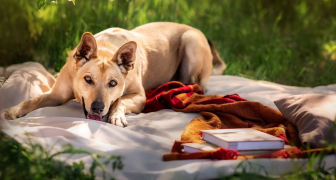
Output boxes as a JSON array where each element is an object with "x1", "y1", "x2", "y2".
[{"x1": 279, "y1": 151, "x2": 291, "y2": 158}]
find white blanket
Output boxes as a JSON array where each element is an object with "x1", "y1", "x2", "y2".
[{"x1": 1, "y1": 63, "x2": 336, "y2": 179}]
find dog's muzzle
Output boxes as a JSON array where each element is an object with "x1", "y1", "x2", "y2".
[{"x1": 82, "y1": 97, "x2": 104, "y2": 121}]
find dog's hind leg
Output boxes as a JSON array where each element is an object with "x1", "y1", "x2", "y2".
[{"x1": 178, "y1": 29, "x2": 212, "y2": 89}]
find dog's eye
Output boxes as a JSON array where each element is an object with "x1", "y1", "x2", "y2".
[
  {"x1": 84, "y1": 76, "x2": 92, "y2": 84},
  {"x1": 109, "y1": 80, "x2": 117, "y2": 87}
]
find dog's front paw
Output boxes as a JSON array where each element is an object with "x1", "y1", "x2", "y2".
[
  {"x1": 108, "y1": 111, "x2": 128, "y2": 127},
  {"x1": 3, "y1": 108, "x2": 22, "y2": 120}
]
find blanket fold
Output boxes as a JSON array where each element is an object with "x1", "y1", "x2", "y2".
[{"x1": 143, "y1": 81, "x2": 326, "y2": 161}]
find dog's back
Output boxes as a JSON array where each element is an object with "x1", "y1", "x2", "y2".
[
  {"x1": 132, "y1": 22, "x2": 195, "y2": 89},
  {"x1": 132, "y1": 22, "x2": 225, "y2": 89}
]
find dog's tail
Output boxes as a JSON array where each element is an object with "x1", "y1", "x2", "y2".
[{"x1": 207, "y1": 39, "x2": 226, "y2": 75}]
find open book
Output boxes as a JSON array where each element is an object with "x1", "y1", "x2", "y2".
[{"x1": 199, "y1": 128, "x2": 285, "y2": 151}]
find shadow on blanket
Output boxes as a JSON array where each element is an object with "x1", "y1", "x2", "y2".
[{"x1": 143, "y1": 81, "x2": 335, "y2": 161}]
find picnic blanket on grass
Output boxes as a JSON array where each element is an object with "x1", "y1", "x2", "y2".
[{"x1": 1, "y1": 62, "x2": 336, "y2": 179}]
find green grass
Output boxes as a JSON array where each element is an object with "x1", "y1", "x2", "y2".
[
  {"x1": 220, "y1": 151, "x2": 336, "y2": 180},
  {"x1": 0, "y1": 131, "x2": 123, "y2": 180},
  {"x1": 1, "y1": 0, "x2": 336, "y2": 179},
  {"x1": 215, "y1": 139, "x2": 336, "y2": 180},
  {"x1": 1, "y1": 0, "x2": 336, "y2": 86}
]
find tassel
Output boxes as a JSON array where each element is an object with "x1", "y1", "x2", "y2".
[{"x1": 209, "y1": 147, "x2": 242, "y2": 160}]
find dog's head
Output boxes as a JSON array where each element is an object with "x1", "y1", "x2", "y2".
[{"x1": 72, "y1": 32, "x2": 137, "y2": 121}]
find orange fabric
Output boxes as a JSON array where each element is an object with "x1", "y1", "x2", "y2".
[
  {"x1": 177, "y1": 102, "x2": 299, "y2": 145},
  {"x1": 142, "y1": 81, "x2": 332, "y2": 161},
  {"x1": 161, "y1": 84, "x2": 301, "y2": 146}
]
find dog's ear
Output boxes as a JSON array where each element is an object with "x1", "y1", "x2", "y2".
[
  {"x1": 73, "y1": 32, "x2": 98, "y2": 66},
  {"x1": 112, "y1": 41, "x2": 137, "y2": 73}
]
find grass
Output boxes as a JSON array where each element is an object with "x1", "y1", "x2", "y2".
[
  {"x1": 1, "y1": 0, "x2": 336, "y2": 86},
  {"x1": 0, "y1": 131, "x2": 123, "y2": 180},
  {"x1": 224, "y1": 153, "x2": 336, "y2": 180},
  {"x1": 1, "y1": 0, "x2": 336, "y2": 179}
]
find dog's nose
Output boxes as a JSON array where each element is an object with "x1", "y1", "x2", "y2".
[{"x1": 91, "y1": 101, "x2": 105, "y2": 114}]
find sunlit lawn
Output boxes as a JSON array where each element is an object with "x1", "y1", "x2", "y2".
[
  {"x1": 1, "y1": 0, "x2": 336, "y2": 179},
  {"x1": 1, "y1": 0, "x2": 336, "y2": 87}
]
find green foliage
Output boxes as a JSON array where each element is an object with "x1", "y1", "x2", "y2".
[
  {"x1": 217, "y1": 154, "x2": 336, "y2": 180},
  {"x1": 0, "y1": 132, "x2": 122, "y2": 179},
  {"x1": 37, "y1": 0, "x2": 46, "y2": 10},
  {"x1": 1, "y1": 0, "x2": 336, "y2": 86},
  {"x1": 218, "y1": 161, "x2": 274, "y2": 180},
  {"x1": 1, "y1": 1, "x2": 336, "y2": 178},
  {"x1": 37, "y1": 0, "x2": 75, "y2": 10}
]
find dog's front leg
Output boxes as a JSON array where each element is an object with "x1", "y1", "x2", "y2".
[
  {"x1": 3, "y1": 92, "x2": 71, "y2": 119},
  {"x1": 3, "y1": 69, "x2": 74, "y2": 119},
  {"x1": 107, "y1": 93, "x2": 146, "y2": 127}
]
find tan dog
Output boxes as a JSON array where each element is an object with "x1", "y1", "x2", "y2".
[{"x1": 4, "y1": 22, "x2": 225, "y2": 127}]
